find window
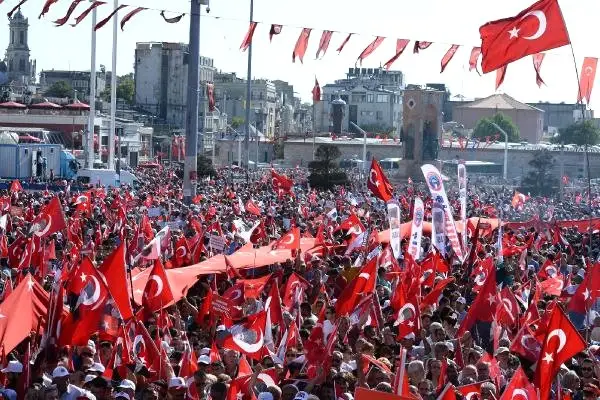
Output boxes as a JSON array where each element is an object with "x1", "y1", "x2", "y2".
[
  {"x1": 376, "y1": 94, "x2": 388, "y2": 103},
  {"x1": 19, "y1": 31, "x2": 24, "y2": 45},
  {"x1": 367, "y1": 94, "x2": 374, "y2": 103},
  {"x1": 18, "y1": 59, "x2": 25, "y2": 72},
  {"x1": 376, "y1": 111, "x2": 383, "y2": 120},
  {"x1": 351, "y1": 93, "x2": 366, "y2": 103},
  {"x1": 10, "y1": 31, "x2": 14, "y2": 45}
]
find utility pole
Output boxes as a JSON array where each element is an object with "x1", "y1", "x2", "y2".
[
  {"x1": 183, "y1": 0, "x2": 202, "y2": 203},
  {"x1": 109, "y1": 0, "x2": 119, "y2": 180},
  {"x1": 86, "y1": 2, "x2": 97, "y2": 169},
  {"x1": 244, "y1": 0, "x2": 254, "y2": 169}
]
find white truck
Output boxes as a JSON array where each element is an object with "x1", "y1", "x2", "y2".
[{"x1": 75, "y1": 168, "x2": 141, "y2": 189}]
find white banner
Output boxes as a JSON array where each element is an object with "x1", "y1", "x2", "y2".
[
  {"x1": 407, "y1": 197, "x2": 424, "y2": 260},
  {"x1": 457, "y1": 161, "x2": 467, "y2": 254},
  {"x1": 432, "y1": 203, "x2": 446, "y2": 256},
  {"x1": 386, "y1": 200, "x2": 402, "y2": 259},
  {"x1": 421, "y1": 164, "x2": 465, "y2": 260}
]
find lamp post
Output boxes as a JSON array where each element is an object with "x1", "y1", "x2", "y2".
[{"x1": 490, "y1": 122, "x2": 508, "y2": 181}]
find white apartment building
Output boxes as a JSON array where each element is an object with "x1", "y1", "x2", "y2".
[{"x1": 316, "y1": 67, "x2": 405, "y2": 135}]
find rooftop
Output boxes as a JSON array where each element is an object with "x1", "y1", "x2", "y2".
[{"x1": 456, "y1": 93, "x2": 544, "y2": 112}]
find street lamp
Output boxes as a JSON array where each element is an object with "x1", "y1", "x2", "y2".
[{"x1": 490, "y1": 122, "x2": 508, "y2": 181}]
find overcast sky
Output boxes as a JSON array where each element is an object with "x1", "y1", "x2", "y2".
[{"x1": 4, "y1": 0, "x2": 600, "y2": 105}]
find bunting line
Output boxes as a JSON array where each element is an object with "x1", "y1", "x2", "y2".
[{"x1": 120, "y1": 6, "x2": 145, "y2": 30}]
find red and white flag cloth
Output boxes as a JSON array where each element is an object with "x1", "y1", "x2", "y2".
[
  {"x1": 29, "y1": 197, "x2": 67, "y2": 239},
  {"x1": 292, "y1": 28, "x2": 312, "y2": 63},
  {"x1": 479, "y1": 0, "x2": 570, "y2": 73},
  {"x1": 469, "y1": 47, "x2": 481, "y2": 73},
  {"x1": 222, "y1": 311, "x2": 267, "y2": 360},
  {"x1": 336, "y1": 33, "x2": 353, "y2": 53},
  {"x1": 578, "y1": 57, "x2": 598, "y2": 104},
  {"x1": 384, "y1": 39, "x2": 410, "y2": 70},
  {"x1": 315, "y1": 30, "x2": 333, "y2": 59},
  {"x1": 440, "y1": 45, "x2": 460, "y2": 73},
  {"x1": 496, "y1": 64, "x2": 507, "y2": 90},
  {"x1": 272, "y1": 227, "x2": 300, "y2": 251},
  {"x1": 535, "y1": 304, "x2": 586, "y2": 400},
  {"x1": 269, "y1": 24, "x2": 282, "y2": 41},
  {"x1": 500, "y1": 367, "x2": 537, "y2": 400},
  {"x1": 357, "y1": 36, "x2": 385, "y2": 64},
  {"x1": 367, "y1": 159, "x2": 394, "y2": 202},
  {"x1": 142, "y1": 259, "x2": 175, "y2": 313},
  {"x1": 240, "y1": 21, "x2": 258, "y2": 51},
  {"x1": 532, "y1": 53, "x2": 546, "y2": 87},
  {"x1": 413, "y1": 41, "x2": 432, "y2": 53},
  {"x1": 120, "y1": 6, "x2": 146, "y2": 30}
]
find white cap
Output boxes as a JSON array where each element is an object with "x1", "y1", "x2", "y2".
[
  {"x1": 216, "y1": 325, "x2": 227, "y2": 332},
  {"x1": 85, "y1": 340, "x2": 96, "y2": 354},
  {"x1": 198, "y1": 355, "x2": 211, "y2": 365},
  {"x1": 118, "y1": 379, "x2": 136, "y2": 391},
  {"x1": 457, "y1": 297, "x2": 466, "y2": 304},
  {"x1": 1, "y1": 360, "x2": 23, "y2": 374},
  {"x1": 86, "y1": 363, "x2": 105, "y2": 373},
  {"x1": 168, "y1": 377, "x2": 187, "y2": 389},
  {"x1": 258, "y1": 393, "x2": 274, "y2": 400},
  {"x1": 114, "y1": 392, "x2": 131, "y2": 400},
  {"x1": 84, "y1": 374, "x2": 97, "y2": 384},
  {"x1": 200, "y1": 347, "x2": 211, "y2": 356},
  {"x1": 52, "y1": 366, "x2": 70, "y2": 379}
]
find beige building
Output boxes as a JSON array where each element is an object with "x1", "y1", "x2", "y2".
[{"x1": 452, "y1": 94, "x2": 544, "y2": 143}]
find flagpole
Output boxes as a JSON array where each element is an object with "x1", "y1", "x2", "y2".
[
  {"x1": 108, "y1": 0, "x2": 118, "y2": 172},
  {"x1": 243, "y1": 0, "x2": 254, "y2": 170},
  {"x1": 87, "y1": 3, "x2": 97, "y2": 169}
]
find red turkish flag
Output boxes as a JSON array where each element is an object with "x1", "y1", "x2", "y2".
[
  {"x1": 578, "y1": 57, "x2": 598, "y2": 104},
  {"x1": 357, "y1": 36, "x2": 385, "y2": 64},
  {"x1": 312, "y1": 78, "x2": 321, "y2": 103},
  {"x1": 495, "y1": 286, "x2": 520, "y2": 327},
  {"x1": 316, "y1": 30, "x2": 333, "y2": 59},
  {"x1": 9, "y1": 180, "x2": 22, "y2": 193},
  {"x1": 533, "y1": 53, "x2": 546, "y2": 87},
  {"x1": 479, "y1": 0, "x2": 570, "y2": 73},
  {"x1": 440, "y1": 45, "x2": 460, "y2": 73},
  {"x1": 142, "y1": 259, "x2": 174, "y2": 313},
  {"x1": 469, "y1": 47, "x2": 481, "y2": 73},
  {"x1": 269, "y1": 24, "x2": 282, "y2": 41},
  {"x1": 335, "y1": 257, "x2": 378, "y2": 316},
  {"x1": 500, "y1": 367, "x2": 537, "y2": 400},
  {"x1": 510, "y1": 324, "x2": 542, "y2": 362},
  {"x1": 367, "y1": 158, "x2": 394, "y2": 202},
  {"x1": 265, "y1": 279, "x2": 284, "y2": 326},
  {"x1": 30, "y1": 197, "x2": 67, "y2": 239},
  {"x1": 273, "y1": 227, "x2": 300, "y2": 250},
  {"x1": 292, "y1": 28, "x2": 312, "y2": 63},
  {"x1": 245, "y1": 200, "x2": 261, "y2": 215},
  {"x1": 222, "y1": 311, "x2": 266, "y2": 360},
  {"x1": 240, "y1": 21, "x2": 257, "y2": 51},
  {"x1": 383, "y1": 39, "x2": 410, "y2": 70},
  {"x1": 99, "y1": 243, "x2": 134, "y2": 320},
  {"x1": 569, "y1": 263, "x2": 600, "y2": 314},
  {"x1": 456, "y1": 382, "x2": 481, "y2": 400},
  {"x1": 457, "y1": 268, "x2": 497, "y2": 336},
  {"x1": 535, "y1": 305, "x2": 586, "y2": 400}
]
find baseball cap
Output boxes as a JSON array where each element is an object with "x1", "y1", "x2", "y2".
[
  {"x1": 199, "y1": 347, "x2": 211, "y2": 355},
  {"x1": 52, "y1": 366, "x2": 70, "y2": 379},
  {"x1": 457, "y1": 297, "x2": 466, "y2": 304},
  {"x1": 86, "y1": 363, "x2": 105, "y2": 373},
  {"x1": 1, "y1": 360, "x2": 23, "y2": 374},
  {"x1": 83, "y1": 375, "x2": 97, "y2": 385},
  {"x1": 293, "y1": 391, "x2": 309, "y2": 400},
  {"x1": 114, "y1": 392, "x2": 131, "y2": 400},
  {"x1": 198, "y1": 355, "x2": 211, "y2": 365},
  {"x1": 168, "y1": 377, "x2": 187, "y2": 390},
  {"x1": 495, "y1": 347, "x2": 510, "y2": 356},
  {"x1": 118, "y1": 379, "x2": 136, "y2": 391}
]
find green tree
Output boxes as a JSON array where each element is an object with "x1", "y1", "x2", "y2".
[
  {"x1": 552, "y1": 120, "x2": 600, "y2": 146},
  {"x1": 521, "y1": 149, "x2": 557, "y2": 195},
  {"x1": 197, "y1": 155, "x2": 216, "y2": 177},
  {"x1": 308, "y1": 144, "x2": 348, "y2": 189},
  {"x1": 231, "y1": 116, "x2": 244, "y2": 129},
  {"x1": 45, "y1": 81, "x2": 74, "y2": 98},
  {"x1": 116, "y1": 74, "x2": 135, "y2": 104},
  {"x1": 472, "y1": 112, "x2": 520, "y2": 142}
]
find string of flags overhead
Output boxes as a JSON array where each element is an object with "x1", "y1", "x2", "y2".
[{"x1": 3, "y1": 0, "x2": 598, "y2": 101}]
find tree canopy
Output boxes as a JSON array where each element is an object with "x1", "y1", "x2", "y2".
[
  {"x1": 521, "y1": 149, "x2": 557, "y2": 195},
  {"x1": 472, "y1": 113, "x2": 520, "y2": 142},
  {"x1": 552, "y1": 120, "x2": 600, "y2": 146},
  {"x1": 308, "y1": 144, "x2": 347, "y2": 189},
  {"x1": 45, "y1": 81, "x2": 74, "y2": 98},
  {"x1": 116, "y1": 74, "x2": 135, "y2": 104}
]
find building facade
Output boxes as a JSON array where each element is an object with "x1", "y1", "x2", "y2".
[
  {"x1": 452, "y1": 93, "x2": 545, "y2": 143},
  {"x1": 39, "y1": 70, "x2": 107, "y2": 98},
  {"x1": 134, "y1": 42, "x2": 215, "y2": 129},
  {"x1": 4, "y1": 9, "x2": 36, "y2": 87},
  {"x1": 527, "y1": 102, "x2": 594, "y2": 132},
  {"x1": 316, "y1": 67, "x2": 404, "y2": 135},
  {"x1": 214, "y1": 72, "x2": 277, "y2": 139}
]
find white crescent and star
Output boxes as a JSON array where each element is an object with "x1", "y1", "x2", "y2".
[
  {"x1": 395, "y1": 303, "x2": 416, "y2": 327},
  {"x1": 82, "y1": 275, "x2": 102, "y2": 308},
  {"x1": 33, "y1": 215, "x2": 52, "y2": 237},
  {"x1": 146, "y1": 275, "x2": 164, "y2": 298},
  {"x1": 231, "y1": 325, "x2": 264, "y2": 353},
  {"x1": 282, "y1": 234, "x2": 295, "y2": 245},
  {"x1": 511, "y1": 389, "x2": 529, "y2": 400},
  {"x1": 508, "y1": 10, "x2": 547, "y2": 41},
  {"x1": 546, "y1": 328, "x2": 566, "y2": 353},
  {"x1": 176, "y1": 246, "x2": 187, "y2": 258},
  {"x1": 521, "y1": 334, "x2": 541, "y2": 353},
  {"x1": 369, "y1": 170, "x2": 380, "y2": 187}
]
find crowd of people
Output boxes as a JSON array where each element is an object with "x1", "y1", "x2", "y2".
[{"x1": 0, "y1": 162, "x2": 599, "y2": 400}]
